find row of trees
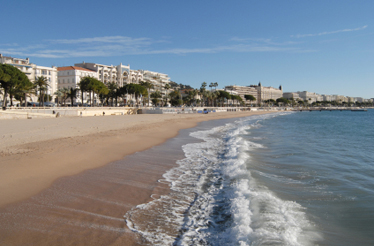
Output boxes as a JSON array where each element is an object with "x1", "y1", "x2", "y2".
[
  {"x1": 1, "y1": 65, "x2": 253, "y2": 108},
  {"x1": 261, "y1": 97, "x2": 373, "y2": 107}
]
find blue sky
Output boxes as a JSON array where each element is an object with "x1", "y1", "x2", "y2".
[{"x1": 1, "y1": 0, "x2": 373, "y2": 98}]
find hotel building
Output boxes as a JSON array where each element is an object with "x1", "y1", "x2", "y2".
[
  {"x1": 0, "y1": 54, "x2": 58, "y2": 102},
  {"x1": 57, "y1": 66, "x2": 98, "y2": 104},
  {"x1": 74, "y1": 62, "x2": 170, "y2": 90},
  {"x1": 224, "y1": 85, "x2": 257, "y2": 105},
  {"x1": 225, "y1": 83, "x2": 283, "y2": 105}
]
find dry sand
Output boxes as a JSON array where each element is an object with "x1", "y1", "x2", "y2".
[{"x1": 0, "y1": 111, "x2": 274, "y2": 245}]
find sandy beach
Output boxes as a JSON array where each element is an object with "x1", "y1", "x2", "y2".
[{"x1": 0, "y1": 111, "x2": 273, "y2": 245}]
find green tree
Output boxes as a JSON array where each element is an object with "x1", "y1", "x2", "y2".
[
  {"x1": 150, "y1": 90, "x2": 162, "y2": 106},
  {"x1": 57, "y1": 87, "x2": 70, "y2": 105},
  {"x1": 78, "y1": 77, "x2": 107, "y2": 106},
  {"x1": 276, "y1": 97, "x2": 290, "y2": 106},
  {"x1": 34, "y1": 76, "x2": 49, "y2": 106},
  {"x1": 163, "y1": 83, "x2": 171, "y2": 106},
  {"x1": 13, "y1": 82, "x2": 35, "y2": 107},
  {"x1": 67, "y1": 87, "x2": 78, "y2": 107},
  {"x1": 78, "y1": 77, "x2": 91, "y2": 105},
  {"x1": 0, "y1": 64, "x2": 32, "y2": 110},
  {"x1": 169, "y1": 90, "x2": 183, "y2": 106},
  {"x1": 121, "y1": 83, "x2": 147, "y2": 106},
  {"x1": 244, "y1": 94, "x2": 256, "y2": 105},
  {"x1": 218, "y1": 90, "x2": 231, "y2": 107},
  {"x1": 107, "y1": 82, "x2": 118, "y2": 106},
  {"x1": 139, "y1": 81, "x2": 153, "y2": 106},
  {"x1": 94, "y1": 82, "x2": 109, "y2": 106},
  {"x1": 54, "y1": 88, "x2": 63, "y2": 106},
  {"x1": 200, "y1": 82, "x2": 207, "y2": 106},
  {"x1": 209, "y1": 82, "x2": 214, "y2": 91}
]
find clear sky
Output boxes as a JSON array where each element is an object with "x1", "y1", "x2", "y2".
[{"x1": 1, "y1": 0, "x2": 373, "y2": 98}]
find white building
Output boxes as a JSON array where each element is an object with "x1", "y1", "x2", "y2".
[
  {"x1": 74, "y1": 62, "x2": 170, "y2": 91},
  {"x1": 297, "y1": 91, "x2": 322, "y2": 103},
  {"x1": 57, "y1": 66, "x2": 98, "y2": 104},
  {"x1": 141, "y1": 70, "x2": 170, "y2": 93},
  {"x1": 224, "y1": 85, "x2": 257, "y2": 105},
  {"x1": 74, "y1": 62, "x2": 118, "y2": 86},
  {"x1": 224, "y1": 83, "x2": 283, "y2": 105},
  {"x1": 0, "y1": 54, "x2": 58, "y2": 102},
  {"x1": 252, "y1": 83, "x2": 283, "y2": 105},
  {"x1": 283, "y1": 92, "x2": 301, "y2": 101},
  {"x1": 322, "y1": 94, "x2": 333, "y2": 102}
]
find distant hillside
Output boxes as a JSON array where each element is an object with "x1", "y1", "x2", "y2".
[{"x1": 169, "y1": 81, "x2": 193, "y2": 90}]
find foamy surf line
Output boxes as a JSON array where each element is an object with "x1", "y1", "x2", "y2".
[{"x1": 125, "y1": 112, "x2": 321, "y2": 245}]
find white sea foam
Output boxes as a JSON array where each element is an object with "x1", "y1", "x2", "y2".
[{"x1": 125, "y1": 113, "x2": 320, "y2": 245}]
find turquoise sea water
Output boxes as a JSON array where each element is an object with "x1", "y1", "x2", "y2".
[{"x1": 126, "y1": 110, "x2": 374, "y2": 245}]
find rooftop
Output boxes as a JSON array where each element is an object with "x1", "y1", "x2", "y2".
[{"x1": 57, "y1": 66, "x2": 95, "y2": 72}]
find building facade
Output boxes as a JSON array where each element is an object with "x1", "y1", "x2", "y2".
[
  {"x1": 0, "y1": 54, "x2": 58, "y2": 102},
  {"x1": 224, "y1": 83, "x2": 283, "y2": 105},
  {"x1": 74, "y1": 62, "x2": 170, "y2": 90},
  {"x1": 251, "y1": 83, "x2": 283, "y2": 105},
  {"x1": 224, "y1": 85, "x2": 257, "y2": 105},
  {"x1": 283, "y1": 92, "x2": 300, "y2": 101},
  {"x1": 57, "y1": 66, "x2": 98, "y2": 104}
]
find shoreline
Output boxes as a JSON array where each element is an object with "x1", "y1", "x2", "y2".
[
  {"x1": 0, "y1": 111, "x2": 273, "y2": 208},
  {"x1": 0, "y1": 111, "x2": 274, "y2": 245}
]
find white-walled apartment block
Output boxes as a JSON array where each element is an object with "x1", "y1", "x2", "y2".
[
  {"x1": 57, "y1": 66, "x2": 98, "y2": 104},
  {"x1": 297, "y1": 91, "x2": 323, "y2": 103},
  {"x1": 0, "y1": 54, "x2": 58, "y2": 102},
  {"x1": 283, "y1": 92, "x2": 301, "y2": 101},
  {"x1": 74, "y1": 62, "x2": 146, "y2": 86},
  {"x1": 225, "y1": 83, "x2": 283, "y2": 105},
  {"x1": 74, "y1": 62, "x2": 170, "y2": 92},
  {"x1": 224, "y1": 85, "x2": 257, "y2": 105},
  {"x1": 141, "y1": 70, "x2": 170, "y2": 90},
  {"x1": 254, "y1": 83, "x2": 283, "y2": 105},
  {"x1": 322, "y1": 94, "x2": 333, "y2": 102}
]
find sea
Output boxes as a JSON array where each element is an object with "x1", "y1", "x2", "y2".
[{"x1": 125, "y1": 110, "x2": 374, "y2": 246}]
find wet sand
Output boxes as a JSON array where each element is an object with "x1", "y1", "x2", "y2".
[{"x1": 0, "y1": 111, "x2": 273, "y2": 245}]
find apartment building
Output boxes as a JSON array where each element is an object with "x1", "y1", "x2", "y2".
[
  {"x1": 297, "y1": 91, "x2": 323, "y2": 103},
  {"x1": 57, "y1": 66, "x2": 98, "y2": 104},
  {"x1": 224, "y1": 85, "x2": 257, "y2": 105},
  {"x1": 74, "y1": 62, "x2": 170, "y2": 90},
  {"x1": 0, "y1": 54, "x2": 58, "y2": 102},
  {"x1": 224, "y1": 83, "x2": 283, "y2": 105},
  {"x1": 141, "y1": 70, "x2": 170, "y2": 91},
  {"x1": 283, "y1": 92, "x2": 300, "y2": 101},
  {"x1": 252, "y1": 83, "x2": 283, "y2": 105}
]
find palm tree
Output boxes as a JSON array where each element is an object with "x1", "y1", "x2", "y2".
[
  {"x1": 67, "y1": 87, "x2": 78, "y2": 107},
  {"x1": 213, "y1": 82, "x2": 218, "y2": 91},
  {"x1": 54, "y1": 89, "x2": 63, "y2": 106},
  {"x1": 34, "y1": 76, "x2": 49, "y2": 107},
  {"x1": 107, "y1": 82, "x2": 118, "y2": 106},
  {"x1": 57, "y1": 87, "x2": 69, "y2": 106},
  {"x1": 150, "y1": 90, "x2": 162, "y2": 106},
  {"x1": 14, "y1": 82, "x2": 35, "y2": 107},
  {"x1": 139, "y1": 81, "x2": 153, "y2": 106},
  {"x1": 200, "y1": 82, "x2": 207, "y2": 107},
  {"x1": 163, "y1": 83, "x2": 171, "y2": 107},
  {"x1": 209, "y1": 82, "x2": 214, "y2": 91}
]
